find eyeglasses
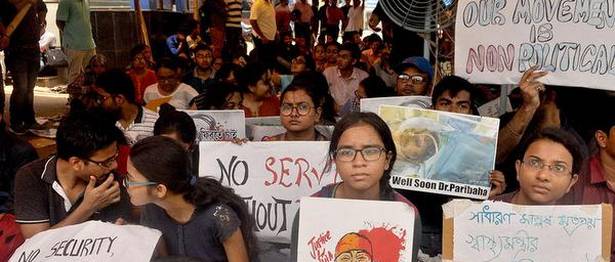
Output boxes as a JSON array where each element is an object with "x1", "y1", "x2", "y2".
[
  {"x1": 159, "y1": 78, "x2": 178, "y2": 84},
  {"x1": 280, "y1": 102, "x2": 314, "y2": 116},
  {"x1": 123, "y1": 177, "x2": 158, "y2": 188},
  {"x1": 95, "y1": 94, "x2": 112, "y2": 105},
  {"x1": 334, "y1": 146, "x2": 387, "y2": 162},
  {"x1": 521, "y1": 157, "x2": 572, "y2": 176},
  {"x1": 398, "y1": 74, "x2": 426, "y2": 85},
  {"x1": 86, "y1": 151, "x2": 119, "y2": 169}
]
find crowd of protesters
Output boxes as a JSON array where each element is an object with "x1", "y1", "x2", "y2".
[{"x1": 2, "y1": 0, "x2": 615, "y2": 261}]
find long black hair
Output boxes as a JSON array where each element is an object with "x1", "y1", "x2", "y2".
[
  {"x1": 129, "y1": 136, "x2": 256, "y2": 257},
  {"x1": 326, "y1": 112, "x2": 397, "y2": 200},
  {"x1": 290, "y1": 71, "x2": 337, "y2": 125}
]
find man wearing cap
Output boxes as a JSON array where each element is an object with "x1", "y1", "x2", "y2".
[{"x1": 394, "y1": 56, "x2": 434, "y2": 97}]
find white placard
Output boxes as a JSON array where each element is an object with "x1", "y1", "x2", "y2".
[
  {"x1": 198, "y1": 141, "x2": 338, "y2": 243},
  {"x1": 245, "y1": 116, "x2": 281, "y2": 126},
  {"x1": 444, "y1": 200, "x2": 608, "y2": 261},
  {"x1": 478, "y1": 96, "x2": 513, "y2": 117},
  {"x1": 454, "y1": 0, "x2": 615, "y2": 91},
  {"x1": 360, "y1": 96, "x2": 432, "y2": 113},
  {"x1": 183, "y1": 110, "x2": 246, "y2": 142},
  {"x1": 247, "y1": 125, "x2": 287, "y2": 141},
  {"x1": 378, "y1": 105, "x2": 499, "y2": 199},
  {"x1": 10, "y1": 221, "x2": 161, "y2": 262},
  {"x1": 298, "y1": 197, "x2": 416, "y2": 262}
]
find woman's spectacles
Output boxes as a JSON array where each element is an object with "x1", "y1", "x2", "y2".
[
  {"x1": 334, "y1": 146, "x2": 387, "y2": 162},
  {"x1": 123, "y1": 177, "x2": 158, "y2": 188},
  {"x1": 280, "y1": 102, "x2": 314, "y2": 116}
]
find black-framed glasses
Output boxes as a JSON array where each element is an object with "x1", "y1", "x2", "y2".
[
  {"x1": 95, "y1": 94, "x2": 113, "y2": 105},
  {"x1": 123, "y1": 177, "x2": 158, "y2": 188},
  {"x1": 521, "y1": 157, "x2": 572, "y2": 176},
  {"x1": 280, "y1": 102, "x2": 314, "y2": 116},
  {"x1": 86, "y1": 151, "x2": 119, "y2": 169},
  {"x1": 334, "y1": 146, "x2": 387, "y2": 162},
  {"x1": 398, "y1": 74, "x2": 426, "y2": 85}
]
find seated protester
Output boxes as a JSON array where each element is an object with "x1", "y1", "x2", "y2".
[
  {"x1": 492, "y1": 127, "x2": 582, "y2": 204},
  {"x1": 290, "y1": 112, "x2": 421, "y2": 261},
  {"x1": 212, "y1": 57, "x2": 224, "y2": 72},
  {"x1": 127, "y1": 44, "x2": 158, "y2": 105},
  {"x1": 431, "y1": 75, "x2": 480, "y2": 115},
  {"x1": 289, "y1": 53, "x2": 315, "y2": 75},
  {"x1": 126, "y1": 136, "x2": 256, "y2": 260},
  {"x1": 190, "y1": 82, "x2": 244, "y2": 110},
  {"x1": 360, "y1": 33, "x2": 383, "y2": 68},
  {"x1": 238, "y1": 63, "x2": 280, "y2": 117},
  {"x1": 67, "y1": 54, "x2": 108, "y2": 102},
  {"x1": 154, "y1": 104, "x2": 197, "y2": 151},
  {"x1": 312, "y1": 43, "x2": 327, "y2": 72},
  {"x1": 275, "y1": 31, "x2": 300, "y2": 74},
  {"x1": 144, "y1": 57, "x2": 199, "y2": 110},
  {"x1": 371, "y1": 43, "x2": 397, "y2": 88},
  {"x1": 394, "y1": 56, "x2": 433, "y2": 97},
  {"x1": 323, "y1": 42, "x2": 369, "y2": 111},
  {"x1": 339, "y1": 74, "x2": 392, "y2": 115},
  {"x1": 14, "y1": 109, "x2": 133, "y2": 239},
  {"x1": 166, "y1": 27, "x2": 189, "y2": 59},
  {"x1": 183, "y1": 44, "x2": 217, "y2": 94},
  {"x1": 94, "y1": 69, "x2": 159, "y2": 146},
  {"x1": 263, "y1": 76, "x2": 336, "y2": 141},
  {"x1": 569, "y1": 111, "x2": 615, "y2": 257},
  {"x1": 324, "y1": 41, "x2": 340, "y2": 69},
  {"x1": 0, "y1": 111, "x2": 38, "y2": 212}
]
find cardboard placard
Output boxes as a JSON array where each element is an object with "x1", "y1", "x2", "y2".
[
  {"x1": 360, "y1": 96, "x2": 432, "y2": 113},
  {"x1": 183, "y1": 110, "x2": 246, "y2": 142}
]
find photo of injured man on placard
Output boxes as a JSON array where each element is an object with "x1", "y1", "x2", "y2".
[{"x1": 378, "y1": 105, "x2": 500, "y2": 199}]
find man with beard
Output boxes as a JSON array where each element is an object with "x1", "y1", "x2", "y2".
[
  {"x1": 93, "y1": 69, "x2": 158, "y2": 146},
  {"x1": 14, "y1": 109, "x2": 133, "y2": 239},
  {"x1": 183, "y1": 44, "x2": 217, "y2": 94}
]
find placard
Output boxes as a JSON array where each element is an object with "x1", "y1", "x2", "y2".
[
  {"x1": 454, "y1": 0, "x2": 615, "y2": 91},
  {"x1": 10, "y1": 221, "x2": 161, "y2": 262},
  {"x1": 183, "y1": 110, "x2": 246, "y2": 142},
  {"x1": 360, "y1": 96, "x2": 432, "y2": 113},
  {"x1": 442, "y1": 200, "x2": 613, "y2": 261},
  {"x1": 298, "y1": 197, "x2": 416, "y2": 262},
  {"x1": 198, "y1": 141, "x2": 338, "y2": 243},
  {"x1": 378, "y1": 105, "x2": 499, "y2": 199}
]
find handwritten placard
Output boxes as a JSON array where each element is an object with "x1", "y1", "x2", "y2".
[
  {"x1": 10, "y1": 221, "x2": 161, "y2": 262},
  {"x1": 378, "y1": 105, "x2": 499, "y2": 199},
  {"x1": 454, "y1": 0, "x2": 615, "y2": 91},
  {"x1": 298, "y1": 197, "x2": 416, "y2": 262},
  {"x1": 198, "y1": 141, "x2": 338, "y2": 243},
  {"x1": 183, "y1": 110, "x2": 246, "y2": 142},
  {"x1": 442, "y1": 200, "x2": 613, "y2": 261},
  {"x1": 360, "y1": 96, "x2": 432, "y2": 113}
]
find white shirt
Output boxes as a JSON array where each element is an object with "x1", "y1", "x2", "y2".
[
  {"x1": 323, "y1": 66, "x2": 369, "y2": 107},
  {"x1": 344, "y1": 5, "x2": 364, "y2": 32},
  {"x1": 143, "y1": 83, "x2": 199, "y2": 110},
  {"x1": 116, "y1": 107, "x2": 159, "y2": 145}
]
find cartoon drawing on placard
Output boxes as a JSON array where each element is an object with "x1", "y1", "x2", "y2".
[{"x1": 184, "y1": 110, "x2": 245, "y2": 142}]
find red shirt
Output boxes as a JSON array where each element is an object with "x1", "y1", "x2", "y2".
[
  {"x1": 571, "y1": 154, "x2": 615, "y2": 260},
  {"x1": 242, "y1": 95, "x2": 281, "y2": 117},
  {"x1": 128, "y1": 69, "x2": 158, "y2": 105}
]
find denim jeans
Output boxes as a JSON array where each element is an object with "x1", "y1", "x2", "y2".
[{"x1": 5, "y1": 48, "x2": 40, "y2": 128}]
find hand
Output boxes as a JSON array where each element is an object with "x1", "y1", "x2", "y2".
[
  {"x1": 519, "y1": 66, "x2": 547, "y2": 109},
  {"x1": 489, "y1": 170, "x2": 507, "y2": 198},
  {"x1": 82, "y1": 174, "x2": 121, "y2": 213},
  {"x1": 231, "y1": 138, "x2": 249, "y2": 145},
  {"x1": 368, "y1": 14, "x2": 381, "y2": 32},
  {"x1": 114, "y1": 218, "x2": 127, "y2": 225}
]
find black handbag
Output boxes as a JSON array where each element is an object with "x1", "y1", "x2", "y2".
[{"x1": 44, "y1": 48, "x2": 68, "y2": 67}]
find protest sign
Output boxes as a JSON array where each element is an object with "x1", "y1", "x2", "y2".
[
  {"x1": 183, "y1": 110, "x2": 246, "y2": 142},
  {"x1": 454, "y1": 0, "x2": 615, "y2": 91},
  {"x1": 10, "y1": 221, "x2": 161, "y2": 262},
  {"x1": 378, "y1": 105, "x2": 499, "y2": 199},
  {"x1": 198, "y1": 141, "x2": 338, "y2": 243},
  {"x1": 442, "y1": 200, "x2": 613, "y2": 261},
  {"x1": 478, "y1": 96, "x2": 513, "y2": 117},
  {"x1": 360, "y1": 96, "x2": 432, "y2": 113},
  {"x1": 245, "y1": 116, "x2": 281, "y2": 126},
  {"x1": 297, "y1": 197, "x2": 416, "y2": 262},
  {"x1": 247, "y1": 125, "x2": 287, "y2": 141}
]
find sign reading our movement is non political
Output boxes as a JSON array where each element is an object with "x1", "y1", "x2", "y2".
[
  {"x1": 454, "y1": 0, "x2": 615, "y2": 91},
  {"x1": 10, "y1": 221, "x2": 161, "y2": 262},
  {"x1": 442, "y1": 200, "x2": 613, "y2": 261},
  {"x1": 379, "y1": 105, "x2": 499, "y2": 199},
  {"x1": 198, "y1": 141, "x2": 338, "y2": 243}
]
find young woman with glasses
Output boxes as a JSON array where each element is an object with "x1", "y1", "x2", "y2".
[
  {"x1": 263, "y1": 73, "x2": 336, "y2": 141},
  {"x1": 290, "y1": 112, "x2": 421, "y2": 261},
  {"x1": 125, "y1": 136, "x2": 256, "y2": 261}
]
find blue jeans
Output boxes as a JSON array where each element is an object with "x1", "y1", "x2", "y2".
[{"x1": 5, "y1": 48, "x2": 40, "y2": 128}]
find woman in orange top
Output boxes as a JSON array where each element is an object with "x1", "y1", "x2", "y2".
[{"x1": 238, "y1": 63, "x2": 280, "y2": 117}]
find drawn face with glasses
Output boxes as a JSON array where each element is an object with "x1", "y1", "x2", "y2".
[
  {"x1": 280, "y1": 89, "x2": 321, "y2": 133},
  {"x1": 334, "y1": 124, "x2": 392, "y2": 193},
  {"x1": 396, "y1": 67, "x2": 429, "y2": 96},
  {"x1": 515, "y1": 139, "x2": 578, "y2": 205}
]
